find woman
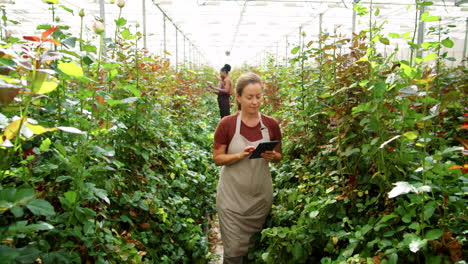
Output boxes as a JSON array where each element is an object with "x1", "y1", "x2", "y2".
[
  {"x1": 208, "y1": 64, "x2": 233, "y2": 118},
  {"x1": 212, "y1": 72, "x2": 282, "y2": 263}
]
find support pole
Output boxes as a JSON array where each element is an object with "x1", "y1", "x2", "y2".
[
  {"x1": 352, "y1": 0, "x2": 357, "y2": 36},
  {"x1": 183, "y1": 37, "x2": 186, "y2": 67},
  {"x1": 319, "y1": 13, "x2": 323, "y2": 50},
  {"x1": 142, "y1": 0, "x2": 147, "y2": 50},
  {"x1": 99, "y1": 0, "x2": 106, "y2": 54},
  {"x1": 463, "y1": 18, "x2": 468, "y2": 66},
  {"x1": 163, "y1": 16, "x2": 167, "y2": 59},
  {"x1": 176, "y1": 28, "x2": 178, "y2": 72},
  {"x1": 416, "y1": 5, "x2": 426, "y2": 58}
]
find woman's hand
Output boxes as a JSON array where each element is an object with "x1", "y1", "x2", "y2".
[
  {"x1": 238, "y1": 146, "x2": 255, "y2": 160},
  {"x1": 261, "y1": 150, "x2": 282, "y2": 162}
]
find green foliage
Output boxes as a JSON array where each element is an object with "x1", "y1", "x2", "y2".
[
  {"x1": 0, "y1": 3, "x2": 219, "y2": 263},
  {"x1": 250, "y1": 4, "x2": 467, "y2": 263}
]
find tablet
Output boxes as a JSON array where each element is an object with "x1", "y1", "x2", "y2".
[{"x1": 249, "y1": 141, "x2": 280, "y2": 159}]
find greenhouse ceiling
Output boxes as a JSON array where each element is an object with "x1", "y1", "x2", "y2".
[{"x1": 1, "y1": 0, "x2": 467, "y2": 67}]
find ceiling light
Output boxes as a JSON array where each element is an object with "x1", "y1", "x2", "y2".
[
  {"x1": 153, "y1": 1, "x2": 172, "y2": 5},
  {"x1": 198, "y1": 1, "x2": 220, "y2": 6},
  {"x1": 241, "y1": 21, "x2": 256, "y2": 25},
  {"x1": 251, "y1": 2, "x2": 268, "y2": 6},
  {"x1": 284, "y1": 3, "x2": 303, "y2": 7}
]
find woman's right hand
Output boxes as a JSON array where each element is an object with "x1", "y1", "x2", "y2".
[{"x1": 238, "y1": 146, "x2": 255, "y2": 160}]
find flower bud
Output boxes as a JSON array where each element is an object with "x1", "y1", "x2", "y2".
[
  {"x1": 117, "y1": 0, "x2": 125, "y2": 8},
  {"x1": 110, "y1": 0, "x2": 115, "y2": 4},
  {"x1": 93, "y1": 21, "x2": 105, "y2": 35},
  {"x1": 79, "y1": 8, "x2": 85, "y2": 17}
]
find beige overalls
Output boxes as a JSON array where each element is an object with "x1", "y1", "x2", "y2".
[{"x1": 216, "y1": 113, "x2": 273, "y2": 261}]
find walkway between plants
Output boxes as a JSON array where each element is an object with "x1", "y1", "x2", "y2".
[{"x1": 208, "y1": 215, "x2": 224, "y2": 264}]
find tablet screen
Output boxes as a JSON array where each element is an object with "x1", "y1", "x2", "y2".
[{"x1": 248, "y1": 141, "x2": 280, "y2": 159}]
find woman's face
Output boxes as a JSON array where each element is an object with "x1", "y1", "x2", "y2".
[
  {"x1": 220, "y1": 70, "x2": 227, "y2": 78},
  {"x1": 237, "y1": 82, "x2": 263, "y2": 115}
]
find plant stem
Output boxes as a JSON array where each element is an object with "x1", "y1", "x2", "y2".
[
  {"x1": 94, "y1": 33, "x2": 104, "y2": 125},
  {"x1": 112, "y1": 7, "x2": 123, "y2": 59}
]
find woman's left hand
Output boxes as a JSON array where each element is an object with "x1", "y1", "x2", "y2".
[{"x1": 261, "y1": 150, "x2": 280, "y2": 162}]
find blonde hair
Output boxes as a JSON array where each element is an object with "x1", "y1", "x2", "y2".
[{"x1": 235, "y1": 72, "x2": 263, "y2": 110}]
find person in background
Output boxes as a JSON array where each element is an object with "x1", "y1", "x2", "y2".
[
  {"x1": 212, "y1": 72, "x2": 282, "y2": 263},
  {"x1": 208, "y1": 64, "x2": 233, "y2": 118}
]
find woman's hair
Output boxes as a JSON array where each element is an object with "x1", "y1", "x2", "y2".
[
  {"x1": 235, "y1": 72, "x2": 263, "y2": 110},
  {"x1": 221, "y1": 64, "x2": 231, "y2": 73}
]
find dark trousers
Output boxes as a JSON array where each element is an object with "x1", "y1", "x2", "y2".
[{"x1": 217, "y1": 93, "x2": 230, "y2": 118}]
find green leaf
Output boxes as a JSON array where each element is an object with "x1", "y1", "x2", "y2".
[
  {"x1": 10, "y1": 206, "x2": 24, "y2": 218},
  {"x1": 423, "y1": 53, "x2": 438, "y2": 62},
  {"x1": 107, "y1": 68, "x2": 118, "y2": 81},
  {"x1": 58, "y1": 61, "x2": 84, "y2": 78},
  {"x1": 82, "y1": 44, "x2": 97, "y2": 53},
  {"x1": 441, "y1": 38, "x2": 454, "y2": 48},
  {"x1": 421, "y1": 42, "x2": 439, "y2": 49},
  {"x1": 388, "y1": 253, "x2": 398, "y2": 264},
  {"x1": 0, "y1": 245, "x2": 21, "y2": 264},
  {"x1": 421, "y1": 12, "x2": 440, "y2": 22},
  {"x1": 14, "y1": 188, "x2": 36, "y2": 205},
  {"x1": 400, "y1": 64, "x2": 416, "y2": 79},
  {"x1": 13, "y1": 246, "x2": 41, "y2": 264},
  {"x1": 420, "y1": 1, "x2": 434, "y2": 6},
  {"x1": 106, "y1": 99, "x2": 121, "y2": 106},
  {"x1": 127, "y1": 85, "x2": 141, "y2": 97},
  {"x1": 36, "y1": 81, "x2": 59, "y2": 94},
  {"x1": 93, "y1": 188, "x2": 110, "y2": 204},
  {"x1": 291, "y1": 46, "x2": 300, "y2": 55},
  {"x1": 342, "y1": 148, "x2": 360, "y2": 157},
  {"x1": 423, "y1": 201, "x2": 436, "y2": 221},
  {"x1": 402, "y1": 31, "x2": 412, "y2": 39},
  {"x1": 59, "y1": 4, "x2": 74, "y2": 14},
  {"x1": 31, "y1": 71, "x2": 55, "y2": 93},
  {"x1": 61, "y1": 37, "x2": 77, "y2": 48},
  {"x1": 8, "y1": 221, "x2": 54, "y2": 233},
  {"x1": 0, "y1": 200, "x2": 13, "y2": 212},
  {"x1": 115, "y1": 17, "x2": 127, "y2": 27},
  {"x1": 379, "y1": 37, "x2": 390, "y2": 45},
  {"x1": 64, "y1": 191, "x2": 77, "y2": 204},
  {"x1": 403, "y1": 131, "x2": 419, "y2": 141},
  {"x1": 388, "y1": 33, "x2": 400, "y2": 38},
  {"x1": 379, "y1": 214, "x2": 397, "y2": 224},
  {"x1": 374, "y1": 8, "x2": 380, "y2": 16},
  {"x1": 26, "y1": 199, "x2": 56, "y2": 217},
  {"x1": 121, "y1": 28, "x2": 132, "y2": 40},
  {"x1": 425, "y1": 229, "x2": 443, "y2": 240},
  {"x1": 40, "y1": 138, "x2": 52, "y2": 152}
]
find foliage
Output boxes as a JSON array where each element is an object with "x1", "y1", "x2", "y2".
[
  {"x1": 0, "y1": 2, "x2": 219, "y2": 263},
  {"x1": 250, "y1": 2, "x2": 467, "y2": 263}
]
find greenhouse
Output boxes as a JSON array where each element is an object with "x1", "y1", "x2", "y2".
[{"x1": 0, "y1": 0, "x2": 467, "y2": 263}]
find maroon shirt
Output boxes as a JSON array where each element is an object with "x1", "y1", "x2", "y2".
[{"x1": 214, "y1": 112, "x2": 282, "y2": 152}]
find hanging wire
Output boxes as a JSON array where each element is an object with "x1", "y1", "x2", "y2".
[{"x1": 228, "y1": 0, "x2": 248, "y2": 55}]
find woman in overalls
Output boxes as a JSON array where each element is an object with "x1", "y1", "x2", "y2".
[
  {"x1": 213, "y1": 72, "x2": 282, "y2": 263},
  {"x1": 208, "y1": 64, "x2": 233, "y2": 118}
]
